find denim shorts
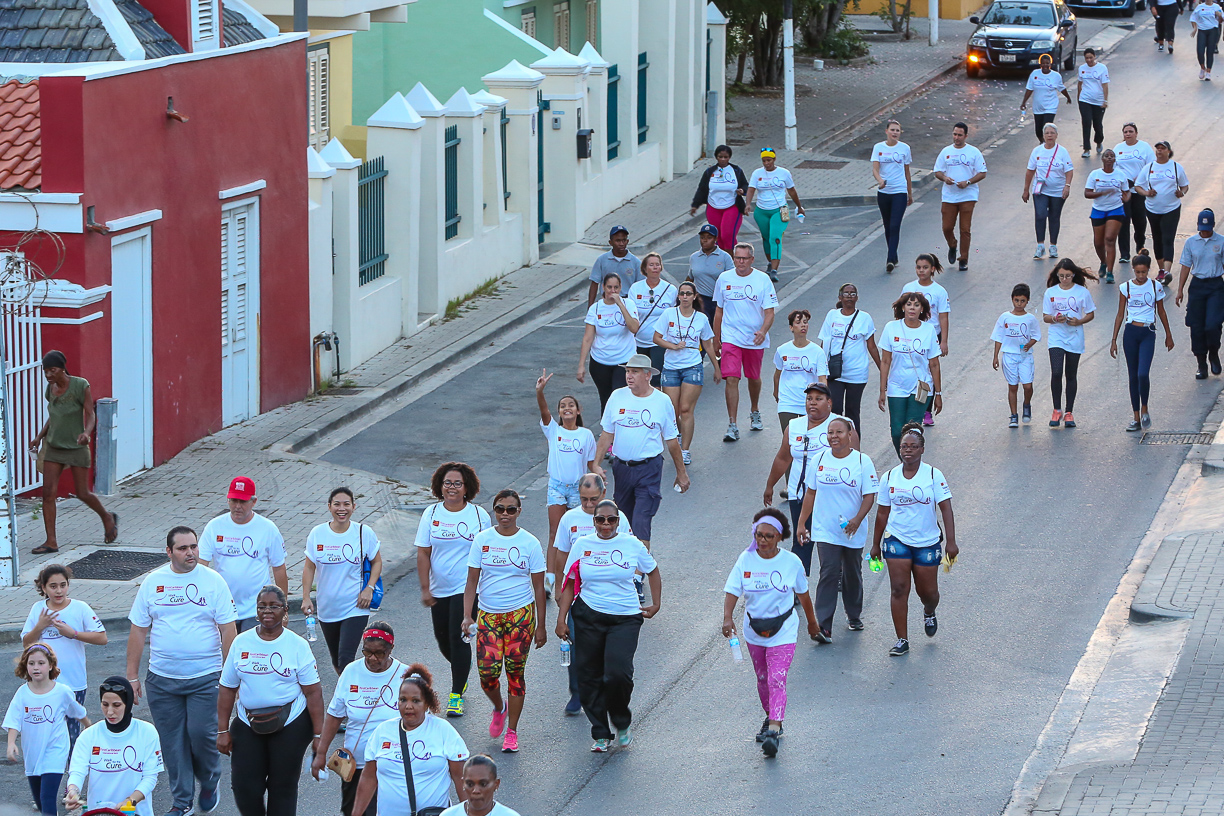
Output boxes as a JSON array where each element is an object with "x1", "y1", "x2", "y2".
[
  {"x1": 547, "y1": 477, "x2": 581, "y2": 508},
  {"x1": 660, "y1": 363, "x2": 704, "y2": 387},
  {"x1": 882, "y1": 535, "x2": 943, "y2": 566}
]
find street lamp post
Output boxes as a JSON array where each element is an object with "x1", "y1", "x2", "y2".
[
  {"x1": 783, "y1": 0, "x2": 797, "y2": 150},
  {"x1": 930, "y1": 0, "x2": 940, "y2": 45}
]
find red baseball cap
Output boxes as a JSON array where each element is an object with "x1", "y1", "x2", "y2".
[{"x1": 227, "y1": 477, "x2": 256, "y2": 500}]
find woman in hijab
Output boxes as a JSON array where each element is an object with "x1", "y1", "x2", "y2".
[{"x1": 65, "y1": 677, "x2": 164, "y2": 816}]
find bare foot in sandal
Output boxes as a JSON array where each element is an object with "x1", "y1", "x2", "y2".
[{"x1": 103, "y1": 511, "x2": 119, "y2": 544}]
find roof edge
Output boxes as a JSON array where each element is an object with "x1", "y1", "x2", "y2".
[
  {"x1": 85, "y1": 0, "x2": 147, "y2": 60},
  {"x1": 223, "y1": 0, "x2": 282, "y2": 38}
]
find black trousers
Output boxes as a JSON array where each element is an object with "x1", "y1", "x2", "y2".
[
  {"x1": 788, "y1": 498, "x2": 814, "y2": 575},
  {"x1": 1049, "y1": 348, "x2": 1081, "y2": 411},
  {"x1": 1120, "y1": 192, "x2": 1148, "y2": 257},
  {"x1": 828, "y1": 379, "x2": 866, "y2": 441},
  {"x1": 1187, "y1": 276, "x2": 1224, "y2": 356},
  {"x1": 1033, "y1": 112, "x2": 1056, "y2": 143},
  {"x1": 572, "y1": 597, "x2": 643, "y2": 741},
  {"x1": 1149, "y1": 208, "x2": 1181, "y2": 264},
  {"x1": 1078, "y1": 101, "x2": 1104, "y2": 151},
  {"x1": 1199, "y1": 26, "x2": 1221, "y2": 68},
  {"x1": 340, "y1": 765, "x2": 377, "y2": 816},
  {"x1": 1155, "y1": 3, "x2": 1178, "y2": 41},
  {"x1": 814, "y1": 542, "x2": 864, "y2": 631},
  {"x1": 229, "y1": 713, "x2": 314, "y2": 816},
  {"x1": 589, "y1": 358, "x2": 627, "y2": 413},
  {"x1": 430, "y1": 592, "x2": 473, "y2": 696},
  {"x1": 321, "y1": 615, "x2": 368, "y2": 675}
]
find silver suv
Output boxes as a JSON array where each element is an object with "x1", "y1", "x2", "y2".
[{"x1": 966, "y1": 0, "x2": 1078, "y2": 77}]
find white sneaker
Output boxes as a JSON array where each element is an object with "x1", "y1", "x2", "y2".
[
  {"x1": 749, "y1": 411, "x2": 764, "y2": 431},
  {"x1": 1208, "y1": 72, "x2": 1214, "y2": 81},
  {"x1": 723, "y1": 422, "x2": 740, "y2": 442},
  {"x1": 1200, "y1": 68, "x2": 1207, "y2": 79},
  {"x1": 1049, "y1": 245, "x2": 1059, "y2": 258},
  {"x1": 1033, "y1": 243, "x2": 1045, "y2": 259},
  {"x1": 681, "y1": 449, "x2": 692, "y2": 465}
]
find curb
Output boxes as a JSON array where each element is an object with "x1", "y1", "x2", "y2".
[
  {"x1": 1201, "y1": 420, "x2": 1224, "y2": 475},
  {"x1": 1129, "y1": 535, "x2": 1195, "y2": 624},
  {"x1": 1031, "y1": 761, "x2": 1129, "y2": 815}
]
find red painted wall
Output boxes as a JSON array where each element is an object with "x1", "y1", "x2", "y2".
[{"x1": 137, "y1": 0, "x2": 193, "y2": 52}]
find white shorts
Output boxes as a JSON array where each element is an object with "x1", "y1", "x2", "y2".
[{"x1": 1001, "y1": 351, "x2": 1035, "y2": 386}]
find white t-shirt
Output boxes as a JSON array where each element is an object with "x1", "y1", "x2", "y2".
[
  {"x1": 219, "y1": 627, "x2": 319, "y2": 726},
  {"x1": 1026, "y1": 69, "x2": 1066, "y2": 114},
  {"x1": 878, "y1": 463, "x2": 952, "y2": 548},
  {"x1": 415, "y1": 503, "x2": 492, "y2": 599},
  {"x1": 1085, "y1": 168, "x2": 1128, "y2": 213},
  {"x1": 600, "y1": 387, "x2": 679, "y2": 461},
  {"x1": 198, "y1": 513, "x2": 287, "y2": 620},
  {"x1": 1076, "y1": 62, "x2": 1109, "y2": 105},
  {"x1": 441, "y1": 803, "x2": 522, "y2": 816},
  {"x1": 772, "y1": 342, "x2": 829, "y2": 414},
  {"x1": 934, "y1": 144, "x2": 988, "y2": 203},
  {"x1": 553, "y1": 507, "x2": 631, "y2": 555},
  {"x1": 748, "y1": 166, "x2": 795, "y2": 210},
  {"x1": 784, "y1": 413, "x2": 843, "y2": 498},
  {"x1": 128, "y1": 564, "x2": 237, "y2": 679},
  {"x1": 563, "y1": 532, "x2": 657, "y2": 616},
  {"x1": 723, "y1": 549, "x2": 809, "y2": 648},
  {"x1": 584, "y1": 299, "x2": 639, "y2": 366},
  {"x1": 1190, "y1": 1, "x2": 1222, "y2": 28},
  {"x1": 1028, "y1": 144, "x2": 1075, "y2": 197},
  {"x1": 305, "y1": 522, "x2": 382, "y2": 622},
  {"x1": 364, "y1": 716, "x2": 468, "y2": 815},
  {"x1": 879, "y1": 319, "x2": 940, "y2": 398},
  {"x1": 1137, "y1": 161, "x2": 1189, "y2": 215},
  {"x1": 327, "y1": 657, "x2": 407, "y2": 769},
  {"x1": 1121, "y1": 278, "x2": 1165, "y2": 324},
  {"x1": 714, "y1": 269, "x2": 779, "y2": 350},
  {"x1": 627, "y1": 279, "x2": 677, "y2": 348},
  {"x1": 468, "y1": 528, "x2": 546, "y2": 614},
  {"x1": 706, "y1": 165, "x2": 741, "y2": 210},
  {"x1": 901, "y1": 280, "x2": 950, "y2": 334},
  {"x1": 871, "y1": 141, "x2": 912, "y2": 195},
  {"x1": 21, "y1": 599, "x2": 104, "y2": 691},
  {"x1": 540, "y1": 419, "x2": 596, "y2": 486},
  {"x1": 3, "y1": 682, "x2": 87, "y2": 775},
  {"x1": 803, "y1": 450, "x2": 879, "y2": 548},
  {"x1": 991, "y1": 311, "x2": 1042, "y2": 354},
  {"x1": 68, "y1": 720, "x2": 164, "y2": 816},
  {"x1": 1112, "y1": 140, "x2": 1156, "y2": 181},
  {"x1": 653, "y1": 307, "x2": 714, "y2": 371},
  {"x1": 1043, "y1": 284, "x2": 1097, "y2": 353},
  {"x1": 817, "y1": 309, "x2": 877, "y2": 384}
]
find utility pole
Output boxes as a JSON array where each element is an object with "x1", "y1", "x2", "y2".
[
  {"x1": 783, "y1": 0, "x2": 797, "y2": 150},
  {"x1": 294, "y1": 0, "x2": 307, "y2": 32},
  {"x1": 929, "y1": 0, "x2": 940, "y2": 45}
]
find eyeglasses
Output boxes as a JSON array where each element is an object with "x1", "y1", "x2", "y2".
[
  {"x1": 593, "y1": 515, "x2": 618, "y2": 524},
  {"x1": 361, "y1": 647, "x2": 390, "y2": 657},
  {"x1": 442, "y1": 480, "x2": 465, "y2": 488},
  {"x1": 493, "y1": 505, "x2": 520, "y2": 515},
  {"x1": 256, "y1": 603, "x2": 286, "y2": 611}
]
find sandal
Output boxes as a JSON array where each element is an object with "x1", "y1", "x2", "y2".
[
  {"x1": 104, "y1": 511, "x2": 119, "y2": 544},
  {"x1": 31, "y1": 544, "x2": 59, "y2": 555}
]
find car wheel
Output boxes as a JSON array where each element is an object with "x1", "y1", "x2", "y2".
[
  {"x1": 1124, "y1": 0, "x2": 1135, "y2": 16},
  {"x1": 1063, "y1": 40, "x2": 1076, "y2": 69}
]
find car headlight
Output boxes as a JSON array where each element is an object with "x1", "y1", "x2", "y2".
[
  {"x1": 970, "y1": 36, "x2": 987, "y2": 46},
  {"x1": 1031, "y1": 38, "x2": 1055, "y2": 50}
]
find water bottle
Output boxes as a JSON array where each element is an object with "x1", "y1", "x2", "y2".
[
  {"x1": 865, "y1": 552, "x2": 884, "y2": 573},
  {"x1": 796, "y1": 212, "x2": 806, "y2": 223},
  {"x1": 462, "y1": 624, "x2": 474, "y2": 644},
  {"x1": 838, "y1": 514, "x2": 849, "y2": 534},
  {"x1": 560, "y1": 639, "x2": 572, "y2": 667},
  {"x1": 728, "y1": 635, "x2": 744, "y2": 662},
  {"x1": 305, "y1": 614, "x2": 317, "y2": 642}
]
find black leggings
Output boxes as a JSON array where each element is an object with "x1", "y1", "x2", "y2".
[
  {"x1": 340, "y1": 765, "x2": 377, "y2": 816},
  {"x1": 828, "y1": 379, "x2": 866, "y2": 441},
  {"x1": 1149, "y1": 207, "x2": 1181, "y2": 264},
  {"x1": 589, "y1": 358, "x2": 627, "y2": 413},
  {"x1": 1078, "y1": 101, "x2": 1104, "y2": 151},
  {"x1": 1034, "y1": 193, "x2": 1066, "y2": 243},
  {"x1": 1155, "y1": 2, "x2": 1178, "y2": 41},
  {"x1": 1120, "y1": 193, "x2": 1148, "y2": 257},
  {"x1": 430, "y1": 592, "x2": 473, "y2": 696},
  {"x1": 229, "y1": 714, "x2": 314, "y2": 816},
  {"x1": 1033, "y1": 112, "x2": 1056, "y2": 143},
  {"x1": 877, "y1": 191, "x2": 908, "y2": 266},
  {"x1": 1049, "y1": 347, "x2": 1081, "y2": 412},
  {"x1": 1199, "y1": 27, "x2": 1221, "y2": 68},
  {"x1": 321, "y1": 615, "x2": 369, "y2": 675}
]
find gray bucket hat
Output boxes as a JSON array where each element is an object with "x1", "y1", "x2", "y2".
[{"x1": 621, "y1": 353, "x2": 659, "y2": 375}]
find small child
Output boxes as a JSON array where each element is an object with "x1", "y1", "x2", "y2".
[{"x1": 992, "y1": 283, "x2": 1042, "y2": 427}]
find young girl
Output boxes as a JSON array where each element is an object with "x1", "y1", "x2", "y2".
[
  {"x1": 1042, "y1": 259, "x2": 1098, "y2": 428},
  {"x1": 900, "y1": 254, "x2": 951, "y2": 426},
  {"x1": 21, "y1": 564, "x2": 106, "y2": 747},
  {"x1": 1110, "y1": 252, "x2": 1175, "y2": 431},
  {"x1": 4, "y1": 644, "x2": 89, "y2": 815},
  {"x1": 535, "y1": 369, "x2": 595, "y2": 594}
]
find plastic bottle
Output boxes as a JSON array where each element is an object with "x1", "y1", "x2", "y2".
[
  {"x1": 865, "y1": 552, "x2": 884, "y2": 573},
  {"x1": 462, "y1": 624, "x2": 474, "y2": 644},
  {"x1": 560, "y1": 639, "x2": 572, "y2": 667},
  {"x1": 119, "y1": 801, "x2": 137, "y2": 816},
  {"x1": 305, "y1": 614, "x2": 318, "y2": 642},
  {"x1": 838, "y1": 514, "x2": 849, "y2": 534},
  {"x1": 796, "y1": 212, "x2": 806, "y2": 223},
  {"x1": 729, "y1": 635, "x2": 744, "y2": 662}
]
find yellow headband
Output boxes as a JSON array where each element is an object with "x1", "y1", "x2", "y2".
[{"x1": 759, "y1": 148, "x2": 776, "y2": 158}]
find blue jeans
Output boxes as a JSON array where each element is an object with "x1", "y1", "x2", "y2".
[
  {"x1": 660, "y1": 364, "x2": 704, "y2": 387},
  {"x1": 1033, "y1": 193, "x2": 1066, "y2": 243},
  {"x1": 547, "y1": 477, "x2": 582, "y2": 507},
  {"x1": 877, "y1": 191, "x2": 908, "y2": 265},
  {"x1": 1123, "y1": 322, "x2": 1156, "y2": 411},
  {"x1": 145, "y1": 670, "x2": 222, "y2": 809}
]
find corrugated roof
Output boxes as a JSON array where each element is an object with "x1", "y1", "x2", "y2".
[
  {"x1": 113, "y1": 0, "x2": 184, "y2": 58},
  {"x1": 0, "y1": 78, "x2": 40, "y2": 191},
  {"x1": 222, "y1": 3, "x2": 266, "y2": 46},
  {"x1": 0, "y1": 0, "x2": 185, "y2": 63}
]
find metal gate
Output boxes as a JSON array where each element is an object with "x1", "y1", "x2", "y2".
[
  {"x1": 358, "y1": 156, "x2": 388, "y2": 286},
  {"x1": 537, "y1": 92, "x2": 549, "y2": 243},
  {"x1": 2, "y1": 276, "x2": 44, "y2": 495}
]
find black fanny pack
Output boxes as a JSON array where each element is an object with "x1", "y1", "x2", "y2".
[
  {"x1": 747, "y1": 607, "x2": 794, "y2": 638},
  {"x1": 245, "y1": 702, "x2": 292, "y2": 735}
]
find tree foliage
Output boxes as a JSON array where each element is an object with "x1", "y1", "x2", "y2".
[{"x1": 723, "y1": 0, "x2": 863, "y2": 85}]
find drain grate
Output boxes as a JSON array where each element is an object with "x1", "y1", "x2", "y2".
[
  {"x1": 798, "y1": 160, "x2": 849, "y2": 170},
  {"x1": 1140, "y1": 431, "x2": 1215, "y2": 445},
  {"x1": 65, "y1": 550, "x2": 167, "y2": 581}
]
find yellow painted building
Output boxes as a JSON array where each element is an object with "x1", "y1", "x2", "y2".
[{"x1": 855, "y1": 0, "x2": 979, "y2": 20}]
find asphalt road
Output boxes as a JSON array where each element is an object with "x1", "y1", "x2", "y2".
[{"x1": 4, "y1": 17, "x2": 1222, "y2": 816}]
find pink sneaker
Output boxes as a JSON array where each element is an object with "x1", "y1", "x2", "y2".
[
  {"x1": 922, "y1": 411, "x2": 935, "y2": 426},
  {"x1": 501, "y1": 729, "x2": 519, "y2": 753},
  {"x1": 489, "y1": 707, "x2": 507, "y2": 738}
]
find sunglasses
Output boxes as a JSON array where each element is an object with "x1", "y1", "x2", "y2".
[
  {"x1": 361, "y1": 647, "x2": 390, "y2": 657},
  {"x1": 493, "y1": 505, "x2": 520, "y2": 515},
  {"x1": 100, "y1": 682, "x2": 127, "y2": 695},
  {"x1": 593, "y1": 515, "x2": 618, "y2": 524}
]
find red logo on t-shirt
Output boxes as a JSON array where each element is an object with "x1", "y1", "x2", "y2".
[
  {"x1": 156, "y1": 586, "x2": 164, "y2": 593},
  {"x1": 482, "y1": 545, "x2": 490, "y2": 553},
  {"x1": 316, "y1": 544, "x2": 324, "y2": 551},
  {"x1": 743, "y1": 571, "x2": 751, "y2": 578},
  {"x1": 349, "y1": 685, "x2": 359, "y2": 693},
  {"x1": 570, "y1": 526, "x2": 578, "y2": 533},
  {"x1": 782, "y1": 356, "x2": 787, "y2": 361},
  {"x1": 432, "y1": 520, "x2": 440, "y2": 527},
  {"x1": 216, "y1": 535, "x2": 224, "y2": 542},
  {"x1": 584, "y1": 551, "x2": 592, "y2": 557},
  {"x1": 382, "y1": 742, "x2": 391, "y2": 749},
  {"x1": 241, "y1": 652, "x2": 249, "y2": 659},
  {"x1": 92, "y1": 746, "x2": 101, "y2": 755}
]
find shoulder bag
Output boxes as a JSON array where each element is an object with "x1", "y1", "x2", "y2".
[
  {"x1": 1032, "y1": 145, "x2": 1061, "y2": 195},
  {"x1": 400, "y1": 722, "x2": 447, "y2": 816},
  {"x1": 327, "y1": 666, "x2": 397, "y2": 782},
  {"x1": 360, "y1": 523, "x2": 384, "y2": 611},
  {"x1": 906, "y1": 328, "x2": 931, "y2": 404},
  {"x1": 827, "y1": 310, "x2": 859, "y2": 381}
]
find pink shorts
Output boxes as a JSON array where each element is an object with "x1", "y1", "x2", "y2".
[{"x1": 720, "y1": 343, "x2": 764, "y2": 380}]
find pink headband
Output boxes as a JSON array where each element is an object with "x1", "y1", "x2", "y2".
[{"x1": 747, "y1": 516, "x2": 785, "y2": 552}]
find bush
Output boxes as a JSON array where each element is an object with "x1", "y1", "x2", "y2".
[{"x1": 819, "y1": 20, "x2": 869, "y2": 60}]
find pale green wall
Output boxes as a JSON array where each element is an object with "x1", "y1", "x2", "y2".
[{"x1": 485, "y1": 0, "x2": 599, "y2": 54}]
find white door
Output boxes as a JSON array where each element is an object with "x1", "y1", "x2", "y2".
[
  {"x1": 220, "y1": 200, "x2": 260, "y2": 426},
  {"x1": 110, "y1": 229, "x2": 153, "y2": 479}
]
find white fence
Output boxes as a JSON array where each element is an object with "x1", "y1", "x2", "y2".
[{"x1": 1, "y1": 276, "x2": 44, "y2": 496}]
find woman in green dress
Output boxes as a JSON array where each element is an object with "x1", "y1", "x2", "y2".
[{"x1": 27, "y1": 351, "x2": 117, "y2": 554}]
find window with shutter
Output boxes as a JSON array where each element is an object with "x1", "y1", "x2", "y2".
[
  {"x1": 586, "y1": 0, "x2": 597, "y2": 48},
  {"x1": 554, "y1": 1, "x2": 570, "y2": 50},
  {"x1": 521, "y1": 8, "x2": 536, "y2": 39},
  {"x1": 193, "y1": 0, "x2": 219, "y2": 49},
  {"x1": 308, "y1": 46, "x2": 331, "y2": 151}
]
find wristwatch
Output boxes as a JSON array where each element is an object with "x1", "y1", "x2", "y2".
[{"x1": 933, "y1": 391, "x2": 942, "y2": 396}]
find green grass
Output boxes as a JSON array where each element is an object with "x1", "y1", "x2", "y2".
[{"x1": 444, "y1": 277, "x2": 501, "y2": 321}]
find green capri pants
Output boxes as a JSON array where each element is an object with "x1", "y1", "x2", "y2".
[
  {"x1": 887, "y1": 395, "x2": 933, "y2": 455},
  {"x1": 753, "y1": 206, "x2": 789, "y2": 261}
]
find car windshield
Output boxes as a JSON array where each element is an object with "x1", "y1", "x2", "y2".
[{"x1": 982, "y1": 2, "x2": 1056, "y2": 26}]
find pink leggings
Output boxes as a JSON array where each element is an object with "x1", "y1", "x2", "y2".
[
  {"x1": 747, "y1": 642, "x2": 795, "y2": 721},
  {"x1": 706, "y1": 205, "x2": 744, "y2": 253}
]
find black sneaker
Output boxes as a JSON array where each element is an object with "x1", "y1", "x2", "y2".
[
  {"x1": 1009, "y1": 414, "x2": 1019, "y2": 428},
  {"x1": 761, "y1": 730, "x2": 780, "y2": 758},
  {"x1": 924, "y1": 613, "x2": 938, "y2": 637},
  {"x1": 889, "y1": 638, "x2": 910, "y2": 656},
  {"x1": 886, "y1": 262, "x2": 895, "y2": 273},
  {"x1": 958, "y1": 260, "x2": 968, "y2": 271},
  {"x1": 1022, "y1": 404, "x2": 1031, "y2": 423},
  {"x1": 847, "y1": 619, "x2": 864, "y2": 631},
  {"x1": 565, "y1": 693, "x2": 583, "y2": 715},
  {"x1": 755, "y1": 719, "x2": 784, "y2": 742},
  {"x1": 814, "y1": 628, "x2": 832, "y2": 644},
  {"x1": 947, "y1": 245, "x2": 957, "y2": 265},
  {"x1": 1197, "y1": 362, "x2": 1209, "y2": 380}
]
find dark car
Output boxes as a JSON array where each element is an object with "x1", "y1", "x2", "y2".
[{"x1": 965, "y1": 0, "x2": 1078, "y2": 77}]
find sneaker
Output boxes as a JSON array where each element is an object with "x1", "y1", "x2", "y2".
[
  {"x1": 565, "y1": 692, "x2": 583, "y2": 714},
  {"x1": 501, "y1": 729, "x2": 519, "y2": 753},
  {"x1": 1127, "y1": 419, "x2": 1142, "y2": 432},
  {"x1": 165, "y1": 808, "x2": 195, "y2": 816},
  {"x1": 761, "y1": 730, "x2": 780, "y2": 758},
  {"x1": 958, "y1": 260, "x2": 968, "y2": 271},
  {"x1": 489, "y1": 706, "x2": 507, "y2": 738},
  {"x1": 1049, "y1": 245, "x2": 1059, "y2": 258},
  {"x1": 768, "y1": 271, "x2": 779, "y2": 283},
  {"x1": 1200, "y1": 68, "x2": 1207, "y2": 79},
  {"x1": 1009, "y1": 414, "x2": 1019, "y2": 428},
  {"x1": 591, "y1": 738, "x2": 611, "y2": 753},
  {"x1": 947, "y1": 245, "x2": 957, "y2": 265},
  {"x1": 1120, "y1": 255, "x2": 1130, "y2": 265},
  {"x1": 754, "y1": 718, "x2": 783, "y2": 742},
  {"x1": 681, "y1": 449, "x2": 692, "y2": 465},
  {"x1": 1023, "y1": 404, "x2": 1032, "y2": 423},
  {"x1": 1099, "y1": 262, "x2": 1107, "y2": 278},
  {"x1": 1198, "y1": 362, "x2": 1210, "y2": 380},
  {"x1": 1158, "y1": 43, "x2": 1165, "y2": 51},
  {"x1": 889, "y1": 638, "x2": 910, "y2": 656},
  {"x1": 1105, "y1": 271, "x2": 1115, "y2": 284},
  {"x1": 1207, "y1": 72, "x2": 1213, "y2": 81},
  {"x1": 779, "y1": 488, "x2": 789, "y2": 501},
  {"x1": 924, "y1": 613, "x2": 938, "y2": 637},
  {"x1": 1169, "y1": 46, "x2": 1174, "y2": 54},
  {"x1": 1096, "y1": 144, "x2": 1103, "y2": 154},
  {"x1": 723, "y1": 422, "x2": 740, "y2": 442},
  {"x1": 922, "y1": 411, "x2": 935, "y2": 427},
  {"x1": 814, "y1": 628, "x2": 832, "y2": 644},
  {"x1": 616, "y1": 725, "x2": 633, "y2": 747},
  {"x1": 1063, "y1": 412, "x2": 1076, "y2": 429},
  {"x1": 1141, "y1": 412, "x2": 1152, "y2": 429},
  {"x1": 544, "y1": 572, "x2": 555, "y2": 599},
  {"x1": 886, "y1": 262, "x2": 896, "y2": 273},
  {"x1": 446, "y1": 693, "x2": 464, "y2": 718},
  {"x1": 749, "y1": 410, "x2": 764, "y2": 431},
  {"x1": 635, "y1": 579, "x2": 646, "y2": 606},
  {"x1": 198, "y1": 787, "x2": 220, "y2": 816},
  {"x1": 847, "y1": 619, "x2": 864, "y2": 631},
  {"x1": 1081, "y1": 149, "x2": 1091, "y2": 158},
  {"x1": 1033, "y1": 243, "x2": 1045, "y2": 259},
  {"x1": 1049, "y1": 409, "x2": 1062, "y2": 427}
]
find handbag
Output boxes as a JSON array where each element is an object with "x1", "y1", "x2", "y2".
[
  {"x1": 400, "y1": 722, "x2": 446, "y2": 816},
  {"x1": 360, "y1": 524, "x2": 384, "y2": 611},
  {"x1": 1032, "y1": 145, "x2": 1061, "y2": 195},
  {"x1": 245, "y1": 702, "x2": 293, "y2": 735},
  {"x1": 827, "y1": 310, "x2": 859, "y2": 382},
  {"x1": 747, "y1": 606, "x2": 794, "y2": 638},
  {"x1": 328, "y1": 666, "x2": 398, "y2": 782},
  {"x1": 779, "y1": 203, "x2": 791, "y2": 222},
  {"x1": 34, "y1": 440, "x2": 45, "y2": 474},
  {"x1": 903, "y1": 327, "x2": 932, "y2": 404}
]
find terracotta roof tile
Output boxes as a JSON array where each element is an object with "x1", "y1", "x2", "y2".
[{"x1": 0, "y1": 79, "x2": 40, "y2": 191}]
